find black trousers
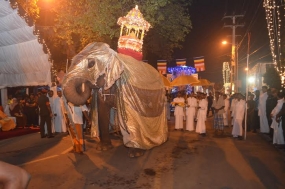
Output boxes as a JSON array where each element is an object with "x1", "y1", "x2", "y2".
[
  {"x1": 40, "y1": 115, "x2": 52, "y2": 137},
  {"x1": 207, "y1": 106, "x2": 214, "y2": 116},
  {"x1": 26, "y1": 107, "x2": 37, "y2": 126},
  {"x1": 247, "y1": 112, "x2": 254, "y2": 131},
  {"x1": 267, "y1": 115, "x2": 274, "y2": 138},
  {"x1": 253, "y1": 110, "x2": 260, "y2": 131}
]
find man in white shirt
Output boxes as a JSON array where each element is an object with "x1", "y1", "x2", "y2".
[
  {"x1": 232, "y1": 93, "x2": 245, "y2": 139},
  {"x1": 259, "y1": 86, "x2": 269, "y2": 133},
  {"x1": 270, "y1": 92, "x2": 285, "y2": 145},
  {"x1": 53, "y1": 89, "x2": 67, "y2": 133},
  {"x1": 196, "y1": 93, "x2": 208, "y2": 136},
  {"x1": 67, "y1": 102, "x2": 90, "y2": 153},
  {"x1": 172, "y1": 92, "x2": 185, "y2": 130},
  {"x1": 212, "y1": 92, "x2": 225, "y2": 134},
  {"x1": 186, "y1": 92, "x2": 197, "y2": 131},
  {"x1": 45, "y1": 90, "x2": 55, "y2": 134}
]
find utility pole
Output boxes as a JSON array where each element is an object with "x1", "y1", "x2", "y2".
[{"x1": 223, "y1": 14, "x2": 244, "y2": 93}]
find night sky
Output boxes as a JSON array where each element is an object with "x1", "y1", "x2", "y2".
[
  {"x1": 41, "y1": 0, "x2": 271, "y2": 89},
  {"x1": 172, "y1": 0, "x2": 271, "y2": 85}
]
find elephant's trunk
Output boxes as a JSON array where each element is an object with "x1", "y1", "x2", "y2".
[{"x1": 63, "y1": 78, "x2": 91, "y2": 106}]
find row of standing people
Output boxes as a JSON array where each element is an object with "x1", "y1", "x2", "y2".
[
  {"x1": 3, "y1": 89, "x2": 67, "y2": 134},
  {"x1": 247, "y1": 86, "x2": 285, "y2": 146},
  {"x1": 230, "y1": 88, "x2": 284, "y2": 145},
  {"x1": 172, "y1": 92, "x2": 208, "y2": 136},
  {"x1": 38, "y1": 88, "x2": 91, "y2": 153},
  {"x1": 171, "y1": 91, "x2": 247, "y2": 139}
]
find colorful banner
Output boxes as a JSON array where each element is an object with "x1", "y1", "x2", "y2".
[
  {"x1": 157, "y1": 60, "x2": 167, "y2": 74},
  {"x1": 194, "y1": 57, "x2": 205, "y2": 72},
  {"x1": 176, "y1": 59, "x2": 186, "y2": 66}
]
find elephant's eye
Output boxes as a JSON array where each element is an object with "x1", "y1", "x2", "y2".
[{"x1": 88, "y1": 59, "x2": 95, "y2": 69}]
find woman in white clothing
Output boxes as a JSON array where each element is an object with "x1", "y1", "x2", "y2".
[
  {"x1": 270, "y1": 92, "x2": 285, "y2": 145},
  {"x1": 172, "y1": 92, "x2": 185, "y2": 130}
]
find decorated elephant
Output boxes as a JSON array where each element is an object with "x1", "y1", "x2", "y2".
[{"x1": 62, "y1": 42, "x2": 168, "y2": 157}]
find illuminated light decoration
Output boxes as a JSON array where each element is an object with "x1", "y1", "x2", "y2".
[
  {"x1": 117, "y1": 5, "x2": 151, "y2": 61},
  {"x1": 176, "y1": 59, "x2": 186, "y2": 66},
  {"x1": 263, "y1": 0, "x2": 285, "y2": 88},
  {"x1": 167, "y1": 66, "x2": 196, "y2": 78},
  {"x1": 223, "y1": 62, "x2": 231, "y2": 85},
  {"x1": 263, "y1": 0, "x2": 282, "y2": 67},
  {"x1": 167, "y1": 66, "x2": 196, "y2": 94},
  {"x1": 157, "y1": 60, "x2": 167, "y2": 74}
]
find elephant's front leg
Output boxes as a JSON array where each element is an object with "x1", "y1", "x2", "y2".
[{"x1": 96, "y1": 93, "x2": 114, "y2": 151}]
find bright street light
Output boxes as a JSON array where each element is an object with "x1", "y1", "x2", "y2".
[
  {"x1": 248, "y1": 76, "x2": 255, "y2": 83},
  {"x1": 245, "y1": 67, "x2": 248, "y2": 71},
  {"x1": 222, "y1": 41, "x2": 228, "y2": 45}
]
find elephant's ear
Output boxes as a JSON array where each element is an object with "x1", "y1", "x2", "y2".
[{"x1": 101, "y1": 45, "x2": 124, "y2": 90}]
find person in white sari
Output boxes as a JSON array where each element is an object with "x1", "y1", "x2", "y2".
[
  {"x1": 53, "y1": 89, "x2": 67, "y2": 133},
  {"x1": 186, "y1": 92, "x2": 197, "y2": 131},
  {"x1": 270, "y1": 92, "x2": 285, "y2": 145},
  {"x1": 196, "y1": 93, "x2": 208, "y2": 135},
  {"x1": 172, "y1": 92, "x2": 185, "y2": 130},
  {"x1": 259, "y1": 86, "x2": 269, "y2": 133},
  {"x1": 232, "y1": 93, "x2": 245, "y2": 139}
]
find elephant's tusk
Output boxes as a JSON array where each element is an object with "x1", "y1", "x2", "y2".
[{"x1": 82, "y1": 82, "x2": 85, "y2": 93}]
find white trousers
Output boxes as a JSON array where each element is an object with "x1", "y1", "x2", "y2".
[{"x1": 175, "y1": 115, "x2": 184, "y2": 129}]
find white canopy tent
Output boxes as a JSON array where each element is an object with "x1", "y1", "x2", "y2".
[{"x1": 0, "y1": 0, "x2": 51, "y2": 107}]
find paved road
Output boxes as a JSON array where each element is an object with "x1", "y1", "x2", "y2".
[{"x1": 0, "y1": 117, "x2": 285, "y2": 189}]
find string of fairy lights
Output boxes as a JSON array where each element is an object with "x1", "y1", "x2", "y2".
[
  {"x1": 10, "y1": 1, "x2": 57, "y2": 84},
  {"x1": 263, "y1": 0, "x2": 285, "y2": 87},
  {"x1": 222, "y1": 62, "x2": 230, "y2": 85}
]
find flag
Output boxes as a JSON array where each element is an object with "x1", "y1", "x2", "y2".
[
  {"x1": 194, "y1": 57, "x2": 205, "y2": 72},
  {"x1": 157, "y1": 60, "x2": 167, "y2": 74},
  {"x1": 176, "y1": 59, "x2": 186, "y2": 66}
]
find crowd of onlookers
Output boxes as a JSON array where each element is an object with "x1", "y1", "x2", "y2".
[
  {"x1": 0, "y1": 88, "x2": 69, "y2": 133},
  {"x1": 168, "y1": 86, "x2": 285, "y2": 150}
]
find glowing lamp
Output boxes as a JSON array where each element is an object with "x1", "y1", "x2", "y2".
[{"x1": 248, "y1": 77, "x2": 255, "y2": 83}]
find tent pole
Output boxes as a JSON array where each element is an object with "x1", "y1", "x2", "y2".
[{"x1": 1, "y1": 88, "x2": 8, "y2": 108}]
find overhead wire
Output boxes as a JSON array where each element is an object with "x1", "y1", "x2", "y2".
[{"x1": 238, "y1": 0, "x2": 263, "y2": 46}]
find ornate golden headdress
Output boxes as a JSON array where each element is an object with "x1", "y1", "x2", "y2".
[{"x1": 117, "y1": 5, "x2": 151, "y2": 60}]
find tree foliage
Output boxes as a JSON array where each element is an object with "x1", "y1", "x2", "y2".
[
  {"x1": 16, "y1": 0, "x2": 40, "y2": 19},
  {"x1": 263, "y1": 67, "x2": 281, "y2": 89},
  {"x1": 17, "y1": 0, "x2": 192, "y2": 60}
]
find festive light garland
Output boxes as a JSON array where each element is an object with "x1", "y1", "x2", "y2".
[
  {"x1": 167, "y1": 66, "x2": 196, "y2": 77},
  {"x1": 264, "y1": 0, "x2": 277, "y2": 65},
  {"x1": 263, "y1": 0, "x2": 285, "y2": 87},
  {"x1": 263, "y1": 0, "x2": 284, "y2": 66},
  {"x1": 222, "y1": 62, "x2": 230, "y2": 84}
]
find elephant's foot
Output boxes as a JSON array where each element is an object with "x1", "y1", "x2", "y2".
[
  {"x1": 128, "y1": 148, "x2": 145, "y2": 158},
  {"x1": 96, "y1": 142, "x2": 113, "y2": 151}
]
